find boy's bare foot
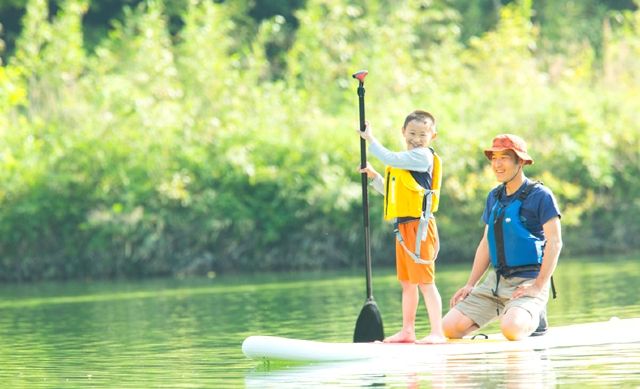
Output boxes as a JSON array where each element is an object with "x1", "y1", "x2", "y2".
[
  {"x1": 415, "y1": 334, "x2": 447, "y2": 344},
  {"x1": 383, "y1": 329, "x2": 416, "y2": 343}
]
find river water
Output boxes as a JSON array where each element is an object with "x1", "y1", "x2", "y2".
[{"x1": 0, "y1": 255, "x2": 639, "y2": 387}]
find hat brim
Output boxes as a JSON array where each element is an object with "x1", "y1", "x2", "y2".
[{"x1": 484, "y1": 147, "x2": 534, "y2": 165}]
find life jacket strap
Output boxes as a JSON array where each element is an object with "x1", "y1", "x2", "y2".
[
  {"x1": 493, "y1": 204, "x2": 508, "y2": 274},
  {"x1": 492, "y1": 272, "x2": 501, "y2": 316},
  {"x1": 496, "y1": 263, "x2": 542, "y2": 278},
  {"x1": 394, "y1": 214, "x2": 438, "y2": 265}
]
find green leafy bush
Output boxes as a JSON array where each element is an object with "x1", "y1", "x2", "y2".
[{"x1": 0, "y1": 0, "x2": 638, "y2": 281}]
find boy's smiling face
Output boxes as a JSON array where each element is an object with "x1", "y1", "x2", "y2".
[{"x1": 402, "y1": 120, "x2": 436, "y2": 149}]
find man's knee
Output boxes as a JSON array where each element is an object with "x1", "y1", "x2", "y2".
[
  {"x1": 501, "y1": 307, "x2": 534, "y2": 340},
  {"x1": 443, "y1": 309, "x2": 476, "y2": 339}
]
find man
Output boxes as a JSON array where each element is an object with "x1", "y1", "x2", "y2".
[{"x1": 443, "y1": 134, "x2": 562, "y2": 340}]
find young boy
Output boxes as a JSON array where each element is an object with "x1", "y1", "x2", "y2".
[{"x1": 358, "y1": 110, "x2": 446, "y2": 344}]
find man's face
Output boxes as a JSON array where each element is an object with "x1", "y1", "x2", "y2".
[
  {"x1": 402, "y1": 120, "x2": 435, "y2": 149},
  {"x1": 491, "y1": 150, "x2": 521, "y2": 182}
]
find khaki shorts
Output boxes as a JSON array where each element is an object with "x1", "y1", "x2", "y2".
[{"x1": 454, "y1": 271, "x2": 549, "y2": 328}]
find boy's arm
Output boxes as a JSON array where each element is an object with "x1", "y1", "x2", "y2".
[
  {"x1": 358, "y1": 122, "x2": 431, "y2": 172},
  {"x1": 369, "y1": 137, "x2": 431, "y2": 172},
  {"x1": 370, "y1": 174, "x2": 384, "y2": 194},
  {"x1": 359, "y1": 162, "x2": 384, "y2": 194}
]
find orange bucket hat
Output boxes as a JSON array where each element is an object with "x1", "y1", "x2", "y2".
[{"x1": 484, "y1": 134, "x2": 534, "y2": 165}]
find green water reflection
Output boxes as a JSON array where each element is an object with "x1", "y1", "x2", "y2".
[{"x1": 0, "y1": 255, "x2": 638, "y2": 387}]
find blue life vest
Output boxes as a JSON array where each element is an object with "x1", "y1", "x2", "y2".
[{"x1": 487, "y1": 181, "x2": 545, "y2": 277}]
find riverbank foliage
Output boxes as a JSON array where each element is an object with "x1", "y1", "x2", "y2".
[{"x1": 1, "y1": 0, "x2": 639, "y2": 281}]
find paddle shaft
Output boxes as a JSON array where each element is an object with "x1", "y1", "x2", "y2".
[
  {"x1": 352, "y1": 71, "x2": 384, "y2": 342},
  {"x1": 357, "y1": 82, "x2": 373, "y2": 299}
]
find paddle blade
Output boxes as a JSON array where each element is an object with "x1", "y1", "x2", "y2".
[{"x1": 353, "y1": 299, "x2": 384, "y2": 343}]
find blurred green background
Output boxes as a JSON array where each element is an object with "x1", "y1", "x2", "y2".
[{"x1": 1, "y1": 0, "x2": 638, "y2": 281}]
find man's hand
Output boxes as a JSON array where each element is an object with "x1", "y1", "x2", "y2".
[
  {"x1": 450, "y1": 285, "x2": 474, "y2": 308},
  {"x1": 511, "y1": 283, "x2": 542, "y2": 300}
]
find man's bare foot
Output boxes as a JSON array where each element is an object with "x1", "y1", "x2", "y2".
[
  {"x1": 415, "y1": 333, "x2": 447, "y2": 344},
  {"x1": 383, "y1": 329, "x2": 416, "y2": 343}
]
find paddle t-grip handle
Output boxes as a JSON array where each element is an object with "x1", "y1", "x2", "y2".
[{"x1": 352, "y1": 70, "x2": 368, "y2": 83}]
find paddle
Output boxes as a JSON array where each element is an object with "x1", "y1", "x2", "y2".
[{"x1": 352, "y1": 70, "x2": 384, "y2": 343}]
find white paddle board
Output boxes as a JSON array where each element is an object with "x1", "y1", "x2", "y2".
[{"x1": 242, "y1": 317, "x2": 640, "y2": 362}]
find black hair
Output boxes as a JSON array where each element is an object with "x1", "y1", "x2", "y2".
[{"x1": 403, "y1": 110, "x2": 436, "y2": 131}]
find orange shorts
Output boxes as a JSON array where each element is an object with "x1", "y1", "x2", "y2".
[{"x1": 395, "y1": 218, "x2": 439, "y2": 284}]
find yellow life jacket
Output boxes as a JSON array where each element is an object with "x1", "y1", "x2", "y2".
[
  {"x1": 431, "y1": 150, "x2": 442, "y2": 212},
  {"x1": 383, "y1": 149, "x2": 442, "y2": 221}
]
